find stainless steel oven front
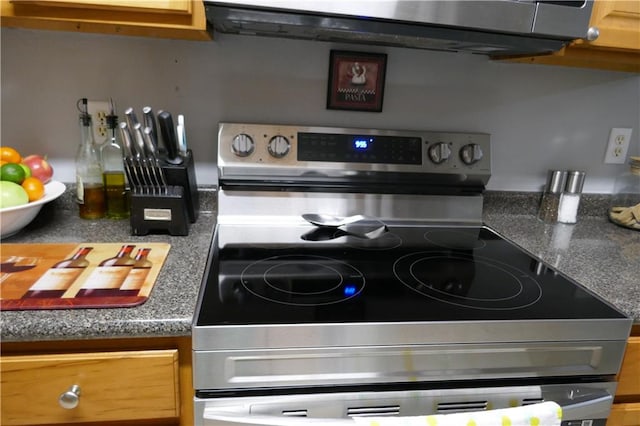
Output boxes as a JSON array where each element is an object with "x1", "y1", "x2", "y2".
[{"x1": 193, "y1": 123, "x2": 632, "y2": 425}]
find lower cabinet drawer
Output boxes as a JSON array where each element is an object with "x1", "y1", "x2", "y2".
[{"x1": 1, "y1": 349, "x2": 179, "y2": 425}]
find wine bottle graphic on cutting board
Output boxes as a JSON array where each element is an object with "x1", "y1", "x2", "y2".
[
  {"x1": 76, "y1": 245, "x2": 136, "y2": 297},
  {"x1": 118, "y1": 248, "x2": 153, "y2": 296},
  {"x1": 22, "y1": 247, "x2": 93, "y2": 298}
]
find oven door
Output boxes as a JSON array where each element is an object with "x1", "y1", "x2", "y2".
[{"x1": 196, "y1": 382, "x2": 615, "y2": 426}]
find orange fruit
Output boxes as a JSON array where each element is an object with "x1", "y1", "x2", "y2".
[
  {"x1": 0, "y1": 147, "x2": 22, "y2": 164},
  {"x1": 21, "y1": 177, "x2": 45, "y2": 202}
]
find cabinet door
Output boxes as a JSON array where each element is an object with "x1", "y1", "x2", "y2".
[
  {"x1": 617, "y1": 336, "x2": 640, "y2": 398},
  {"x1": 1, "y1": 349, "x2": 179, "y2": 425},
  {"x1": 0, "y1": 0, "x2": 209, "y2": 41},
  {"x1": 585, "y1": 0, "x2": 640, "y2": 50}
]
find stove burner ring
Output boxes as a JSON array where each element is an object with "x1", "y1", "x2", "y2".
[
  {"x1": 241, "y1": 255, "x2": 365, "y2": 306},
  {"x1": 424, "y1": 229, "x2": 487, "y2": 250},
  {"x1": 394, "y1": 252, "x2": 542, "y2": 310},
  {"x1": 263, "y1": 262, "x2": 343, "y2": 295}
]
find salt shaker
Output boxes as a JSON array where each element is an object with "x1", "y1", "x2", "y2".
[
  {"x1": 558, "y1": 171, "x2": 586, "y2": 224},
  {"x1": 538, "y1": 170, "x2": 567, "y2": 222}
]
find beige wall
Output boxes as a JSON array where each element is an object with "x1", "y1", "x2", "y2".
[{"x1": 1, "y1": 27, "x2": 639, "y2": 192}]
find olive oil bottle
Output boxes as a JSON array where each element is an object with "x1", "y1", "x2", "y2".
[
  {"x1": 76, "y1": 98, "x2": 106, "y2": 219},
  {"x1": 100, "y1": 102, "x2": 130, "y2": 219}
]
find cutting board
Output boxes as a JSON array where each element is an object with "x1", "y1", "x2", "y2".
[{"x1": 0, "y1": 243, "x2": 170, "y2": 311}]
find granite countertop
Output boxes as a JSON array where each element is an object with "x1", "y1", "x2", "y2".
[
  {"x1": 483, "y1": 192, "x2": 640, "y2": 323},
  {"x1": 1, "y1": 189, "x2": 638, "y2": 343},
  {"x1": 1, "y1": 186, "x2": 217, "y2": 342}
]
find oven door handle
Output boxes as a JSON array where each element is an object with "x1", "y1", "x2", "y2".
[{"x1": 203, "y1": 408, "x2": 355, "y2": 426}]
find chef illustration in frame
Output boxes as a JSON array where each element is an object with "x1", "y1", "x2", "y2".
[{"x1": 327, "y1": 50, "x2": 387, "y2": 112}]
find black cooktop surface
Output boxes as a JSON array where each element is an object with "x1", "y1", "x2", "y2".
[{"x1": 196, "y1": 224, "x2": 625, "y2": 326}]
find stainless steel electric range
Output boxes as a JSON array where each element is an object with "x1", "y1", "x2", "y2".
[{"x1": 193, "y1": 123, "x2": 632, "y2": 425}]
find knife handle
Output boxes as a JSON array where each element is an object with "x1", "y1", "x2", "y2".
[
  {"x1": 142, "y1": 106, "x2": 162, "y2": 153},
  {"x1": 157, "y1": 110, "x2": 180, "y2": 163}
]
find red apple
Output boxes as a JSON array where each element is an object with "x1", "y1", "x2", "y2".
[{"x1": 22, "y1": 154, "x2": 53, "y2": 184}]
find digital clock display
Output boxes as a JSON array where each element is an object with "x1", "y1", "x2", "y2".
[
  {"x1": 353, "y1": 137, "x2": 373, "y2": 150},
  {"x1": 298, "y1": 132, "x2": 422, "y2": 165}
]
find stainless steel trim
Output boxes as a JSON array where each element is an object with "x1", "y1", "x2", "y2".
[
  {"x1": 217, "y1": 190, "x2": 485, "y2": 225},
  {"x1": 195, "y1": 382, "x2": 616, "y2": 425},
  {"x1": 193, "y1": 339, "x2": 626, "y2": 390},
  {"x1": 193, "y1": 317, "x2": 632, "y2": 351}
]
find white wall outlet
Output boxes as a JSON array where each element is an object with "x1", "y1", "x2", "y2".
[
  {"x1": 86, "y1": 100, "x2": 110, "y2": 144},
  {"x1": 603, "y1": 127, "x2": 633, "y2": 164}
]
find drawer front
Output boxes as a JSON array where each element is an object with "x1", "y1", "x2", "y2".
[
  {"x1": 617, "y1": 337, "x2": 640, "y2": 398},
  {"x1": 607, "y1": 403, "x2": 640, "y2": 426},
  {"x1": 1, "y1": 349, "x2": 179, "y2": 425}
]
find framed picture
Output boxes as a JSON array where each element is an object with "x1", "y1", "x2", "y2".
[{"x1": 327, "y1": 50, "x2": 387, "y2": 112}]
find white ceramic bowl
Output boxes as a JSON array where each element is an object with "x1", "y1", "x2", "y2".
[{"x1": 0, "y1": 181, "x2": 66, "y2": 238}]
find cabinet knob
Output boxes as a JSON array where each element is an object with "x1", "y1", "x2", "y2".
[
  {"x1": 58, "y1": 384, "x2": 81, "y2": 409},
  {"x1": 586, "y1": 27, "x2": 600, "y2": 41}
]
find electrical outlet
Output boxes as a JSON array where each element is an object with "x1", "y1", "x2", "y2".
[
  {"x1": 86, "y1": 100, "x2": 110, "y2": 144},
  {"x1": 603, "y1": 127, "x2": 633, "y2": 164}
]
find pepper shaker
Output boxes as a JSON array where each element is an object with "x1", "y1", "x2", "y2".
[
  {"x1": 538, "y1": 170, "x2": 567, "y2": 223},
  {"x1": 558, "y1": 171, "x2": 586, "y2": 224}
]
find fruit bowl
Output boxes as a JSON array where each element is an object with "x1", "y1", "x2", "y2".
[{"x1": 0, "y1": 181, "x2": 66, "y2": 238}]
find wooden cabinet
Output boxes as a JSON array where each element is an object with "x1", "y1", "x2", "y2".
[
  {"x1": 0, "y1": 0, "x2": 210, "y2": 41},
  {"x1": 500, "y1": 1, "x2": 640, "y2": 73},
  {"x1": 0, "y1": 337, "x2": 193, "y2": 426},
  {"x1": 608, "y1": 331, "x2": 640, "y2": 426}
]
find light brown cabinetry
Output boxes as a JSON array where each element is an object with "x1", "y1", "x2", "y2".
[
  {"x1": 608, "y1": 331, "x2": 640, "y2": 426},
  {"x1": 502, "y1": 1, "x2": 640, "y2": 73},
  {"x1": 0, "y1": 337, "x2": 193, "y2": 426},
  {"x1": 0, "y1": 0, "x2": 210, "y2": 41}
]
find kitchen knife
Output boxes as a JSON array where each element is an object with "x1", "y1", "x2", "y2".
[
  {"x1": 157, "y1": 110, "x2": 182, "y2": 165},
  {"x1": 132, "y1": 123, "x2": 147, "y2": 160},
  {"x1": 142, "y1": 106, "x2": 162, "y2": 154},
  {"x1": 143, "y1": 126, "x2": 168, "y2": 192},
  {"x1": 124, "y1": 107, "x2": 140, "y2": 131},
  {"x1": 177, "y1": 114, "x2": 187, "y2": 156},
  {"x1": 133, "y1": 123, "x2": 160, "y2": 190},
  {"x1": 118, "y1": 122, "x2": 140, "y2": 188}
]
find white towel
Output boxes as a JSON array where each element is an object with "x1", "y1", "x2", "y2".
[{"x1": 352, "y1": 401, "x2": 562, "y2": 426}]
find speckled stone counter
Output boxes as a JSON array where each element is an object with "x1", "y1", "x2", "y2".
[
  {"x1": 0, "y1": 186, "x2": 217, "y2": 342},
  {"x1": 1, "y1": 189, "x2": 637, "y2": 343},
  {"x1": 483, "y1": 191, "x2": 639, "y2": 323}
]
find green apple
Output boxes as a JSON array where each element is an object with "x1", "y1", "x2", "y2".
[{"x1": 0, "y1": 181, "x2": 29, "y2": 208}]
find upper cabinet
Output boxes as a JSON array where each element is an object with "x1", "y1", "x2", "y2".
[
  {"x1": 0, "y1": 0, "x2": 210, "y2": 41},
  {"x1": 503, "y1": 0, "x2": 640, "y2": 73}
]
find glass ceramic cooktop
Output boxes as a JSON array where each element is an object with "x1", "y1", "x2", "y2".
[{"x1": 196, "y1": 224, "x2": 625, "y2": 326}]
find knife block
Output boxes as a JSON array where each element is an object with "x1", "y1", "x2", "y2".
[
  {"x1": 129, "y1": 186, "x2": 189, "y2": 236},
  {"x1": 162, "y1": 150, "x2": 199, "y2": 223}
]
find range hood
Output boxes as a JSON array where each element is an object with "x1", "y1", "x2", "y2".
[{"x1": 203, "y1": 0, "x2": 595, "y2": 56}]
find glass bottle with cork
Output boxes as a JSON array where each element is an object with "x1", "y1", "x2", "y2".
[
  {"x1": 75, "y1": 98, "x2": 106, "y2": 219},
  {"x1": 100, "y1": 100, "x2": 130, "y2": 219}
]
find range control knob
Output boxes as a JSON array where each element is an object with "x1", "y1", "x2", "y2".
[
  {"x1": 231, "y1": 133, "x2": 255, "y2": 157},
  {"x1": 460, "y1": 143, "x2": 484, "y2": 165},
  {"x1": 268, "y1": 135, "x2": 291, "y2": 158},
  {"x1": 428, "y1": 142, "x2": 452, "y2": 164}
]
